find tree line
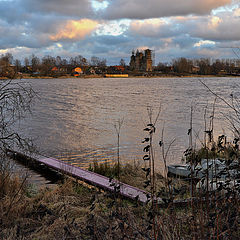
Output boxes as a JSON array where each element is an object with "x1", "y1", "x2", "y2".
[
  {"x1": 1, "y1": 52, "x2": 240, "y2": 78},
  {"x1": 0, "y1": 53, "x2": 108, "y2": 78},
  {"x1": 156, "y1": 57, "x2": 240, "y2": 75}
]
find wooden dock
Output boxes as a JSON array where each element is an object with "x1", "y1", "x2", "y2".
[{"x1": 8, "y1": 150, "x2": 157, "y2": 204}]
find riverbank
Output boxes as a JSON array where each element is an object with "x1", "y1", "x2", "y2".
[
  {"x1": 1, "y1": 160, "x2": 239, "y2": 239},
  {"x1": 0, "y1": 161, "x2": 178, "y2": 239},
  {"x1": 1, "y1": 73, "x2": 240, "y2": 80}
]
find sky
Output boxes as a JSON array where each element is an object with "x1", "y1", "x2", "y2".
[{"x1": 0, "y1": 0, "x2": 239, "y2": 65}]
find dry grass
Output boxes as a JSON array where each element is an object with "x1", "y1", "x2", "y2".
[
  {"x1": 0, "y1": 178, "x2": 94, "y2": 239},
  {"x1": 0, "y1": 162, "x2": 239, "y2": 239}
]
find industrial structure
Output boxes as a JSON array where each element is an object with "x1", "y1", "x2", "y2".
[{"x1": 130, "y1": 49, "x2": 153, "y2": 72}]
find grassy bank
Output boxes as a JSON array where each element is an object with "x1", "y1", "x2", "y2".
[{"x1": 1, "y1": 159, "x2": 239, "y2": 239}]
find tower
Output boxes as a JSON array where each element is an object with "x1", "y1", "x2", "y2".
[
  {"x1": 145, "y1": 49, "x2": 153, "y2": 72},
  {"x1": 129, "y1": 48, "x2": 153, "y2": 72}
]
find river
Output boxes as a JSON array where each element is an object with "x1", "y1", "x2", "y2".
[{"x1": 15, "y1": 77, "x2": 240, "y2": 173}]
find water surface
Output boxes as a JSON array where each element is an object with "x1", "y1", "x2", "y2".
[{"x1": 16, "y1": 77, "x2": 240, "y2": 172}]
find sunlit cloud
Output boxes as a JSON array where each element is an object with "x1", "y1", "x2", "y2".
[
  {"x1": 92, "y1": 0, "x2": 109, "y2": 11},
  {"x1": 0, "y1": 49, "x2": 10, "y2": 54},
  {"x1": 96, "y1": 20, "x2": 130, "y2": 36},
  {"x1": 233, "y1": 7, "x2": 240, "y2": 16},
  {"x1": 208, "y1": 16, "x2": 222, "y2": 29},
  {"x1": 186, "y1": 12, "x2": 240, "y2": 41},
  {"x1": 194, "y1": 40, "x2": 216, "y2": 47},
  {"x1": 0, "y1": 46, "x2": 33, "y2": 56},
  {"x1": 50, "y1": 19, "x2": 98, "y2": 41},
  {"x1": 135, "y1": 46, "x2": 150, "y2": 51},
  {"x1": 162, "y1": 38, "x2": 173, "y2": 48},
  {"x1": 131, "y1": 19, "x2": 166, "y2": 31},
  {"x1": 130, "y1": 18, "x2": 179, "y2": 38}
]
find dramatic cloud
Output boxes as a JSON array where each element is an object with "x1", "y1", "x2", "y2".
[
  {"x1": 50, "y1": 19, "x2": 98, "y2": 41},
  {"x1": 103, "y1": 0, "x2": 231, "y2": 19},
  {"x1": 129, "y1": 7, "x2": 240, "y2": 42},
  {"x1": 184, "y1": 8, "x2": 240, "y2": 41},
  {"x1": 0, "y1": 0, "x2": 239, "y2": 64}
]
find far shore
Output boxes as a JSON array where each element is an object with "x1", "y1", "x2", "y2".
[{"x1": 1, "y1": 73, "x2": 240, "y2": 80}]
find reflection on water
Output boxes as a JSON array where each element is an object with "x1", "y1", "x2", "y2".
[
  {"x1": 15, "y1": 77, "x2": 240, "y2": 173},
  {"x1": 10, "y1": 160, "x2": 57, "y2": 188}
]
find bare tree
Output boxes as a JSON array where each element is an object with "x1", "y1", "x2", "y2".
[
  {"x1": 172, "y1": 57, "x2": 192, "y2": 73},
  {"x1": 24, "y1": 57, "x2": 29, "y2": 68},
  {"x1": 30, "y1": 54, "x2": 40, "y2": 73},
  {"x1": 91, "y1": 56, "x2": 107, "y2": 67},
  {"x1": 0, "y1": 79, "x2": 35, "y2": 154},
  {"x1": 0, "y1": 53, "x2": 14, "y2": 78},
  {"x1": 14, "y1": 59, "x2": 21, "y2": 73},
  {"x1": 196, "y1": 58, "x2": 211, "y2": 75},
  {"x1": 56, "y1": 56, "x2": 62, "y2": 67},
  {"x1": 119, "y1": 58, "x2": 125, "y2": 66},
  {"x1": 0, "y1": 78, "x2": 34, "y2": 218},
  {"x1": 41, "y1": 56, "x2": 56, "y2": 76},
  {"x1": 91, "y1": 56, "x2": 100, "y2": 66}
]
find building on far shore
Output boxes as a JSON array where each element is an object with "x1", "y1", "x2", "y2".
[
  {"x1": 129, "y1": 49, "x2": 153, "y2": 72},
  {"x1": 73, "y1": 67, "x2": 83, "y2": 76}
]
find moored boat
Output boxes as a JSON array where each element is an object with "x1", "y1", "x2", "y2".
[{"x1": 168, "y1": 159, "x2": 239, "y2": 180}]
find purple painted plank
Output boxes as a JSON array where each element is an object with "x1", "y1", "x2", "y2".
[{"x1": 11, "y1": 151, "x2": 156, "y2": 203}]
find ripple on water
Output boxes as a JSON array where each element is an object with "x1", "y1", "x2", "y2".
[{"x1": 16, "y1": 77, "x2": 240, "y2": 176}]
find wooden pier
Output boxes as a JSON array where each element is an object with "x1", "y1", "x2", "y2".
[{"x1": 8, "y1": 150, "x2": 158, "y2": 204}]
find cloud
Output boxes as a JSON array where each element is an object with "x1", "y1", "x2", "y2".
[
  {"x1": 50, "y1": 19, "x2": 99, "y2": 41},
  {"x1": 103, "y1": 0, "x2": 231, "y2": 19},
  {"x1": 92, "y1": 35, "x2": 129, "y2": 46},
  {"x1": 129, "y1": 19, "x2": 180, "y2": 38},
  {"x1": 129, "y1": 6, "x2": 240, "y2": 43},
  {"x1": 0, "y1": 0, "x2": 239, "y2": 65},
  {"x1": 96, "y1": 20, "x2": 130, "y2": 36},
  {"x1": 184, "y1": 9, "x2": 240, "y2": 41},
  {"x1": 194, "y1": 40, "x2": 216, "y2": 47},
  {"x1": 0, "y1": 1, "x2": 31, "y2": 24},
  {"x1": 233, "y1": 7, "x2": 240, "y2": 16},
  {"x1": 0, "y1": 19, "x2": 27, "y2": 49},
  {"x1": 23, "y1": 0, "x2": 93, "y2": 17}
]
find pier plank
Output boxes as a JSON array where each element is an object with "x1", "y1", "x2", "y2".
[{"x1": 9, "y1": 151, "x2": 153, "y2": 203}]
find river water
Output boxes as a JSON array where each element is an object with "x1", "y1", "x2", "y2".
[{"x1": 15, "y1": 77, "x2": 240, "y2": 173}]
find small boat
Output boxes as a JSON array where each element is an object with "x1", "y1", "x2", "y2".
[
  {"x1": 168, "y1": 159, "x2": 239, "y2": 180},
  {"x1": 167, "y1": 164, "x2": 192, "y2": 178}
]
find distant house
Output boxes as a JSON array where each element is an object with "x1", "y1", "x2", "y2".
[
  {"x1": 51, "y1": 66, "x2": 68, "y2": 76},
  {"x1": 107, "y1": 65, "x2": 125, "y2": 74},
  {"x1": 191, "y1": 65, "x2": 200, "y2": 73},
  {"x1": 114, "y1": 65, "x2": 125, "y2": 72},
  {"x1": 218, "y1": 69, "x2": 227, "y2": 75},
  {"x1": 88, "y1": 67, "x2": 96, "y2": 74},
  {"x1": 51, "y1": 67, "x2": 58, "y2": 72},
  {"x1": 73, "y1": 67, "x2": 83, "y2": 76},
  {"x1": 233, "y1": 66, "x2": 240, "y2": 74},
  {"x1": 59, "y1": 67, "x2": 68, "y2": 73}
]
